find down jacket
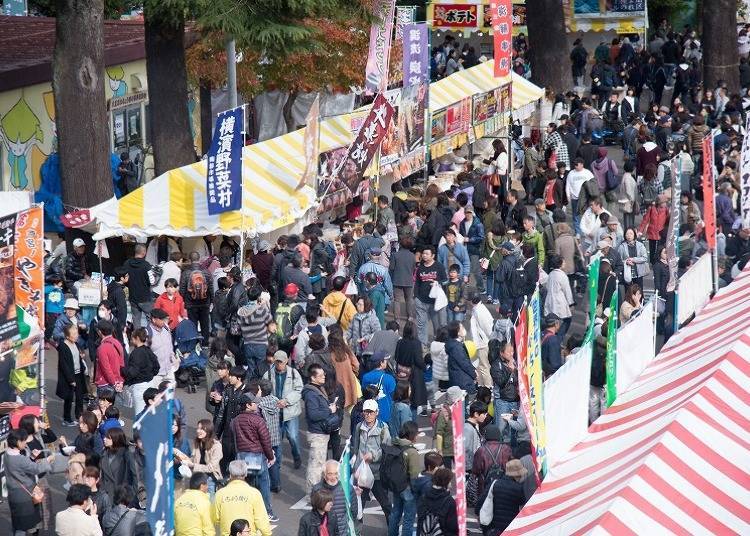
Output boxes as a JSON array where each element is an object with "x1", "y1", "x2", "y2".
[{"x1": 446, "y1": 338, "x2": 477, "y2": 394}]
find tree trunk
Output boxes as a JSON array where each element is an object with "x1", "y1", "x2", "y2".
[
  {"x1": 199, "y1": 79, "x2": 213, "y2": 156},
  {"x1": 282, "y1": 91, "x2": 299, "y2": 133},
  {"x1": 52, "y1": 0, "x2": 112, "y2": 208},
  {"x1": 703, "y1": 0, "x2": 739, "y2": 93},
  {"x1": 526, "y1": 0, "x2": 572, "y2": 94},
  {"x1": 144, "y1": 11, "x2": 196, "y2": 176}
]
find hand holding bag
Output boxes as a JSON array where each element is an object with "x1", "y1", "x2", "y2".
[{"x1": 430, "y1": 282, "x2": 448, "y2": 311}]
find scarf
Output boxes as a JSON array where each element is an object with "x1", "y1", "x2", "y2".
[{"x1": 320, "y1": 513, "x2": 330, "y2": 536}]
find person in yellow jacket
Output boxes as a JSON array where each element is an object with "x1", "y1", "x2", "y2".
[
  {"x1": 213, "y1": 460, "x2": 271, "y2": 536},
  {"x1": 321, "y1": 277, "x2": 356, "y2": 330},
  {"x1": 174, "y1": 472, "x2": 214, "y2": 536}
]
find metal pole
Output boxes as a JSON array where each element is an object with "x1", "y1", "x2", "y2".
[{"x1": 226, "y1": 38, "x2": 238, "y2": 109}]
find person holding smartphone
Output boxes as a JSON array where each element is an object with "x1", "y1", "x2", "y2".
[{"x1": 54, "y1": 483, "x2": 103, "y2": 536}]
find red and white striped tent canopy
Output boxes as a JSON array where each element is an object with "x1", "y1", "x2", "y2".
[{"x1": 505, "y1": 268, "x2": 750, "y2": 535}]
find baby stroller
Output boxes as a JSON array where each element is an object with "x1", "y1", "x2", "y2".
[{"x1": 173, "y1": 319, "x2": 207, "y2": 393}]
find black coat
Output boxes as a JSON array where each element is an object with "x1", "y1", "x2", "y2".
[
  {"x1": 123, "y1": 258, "x2": 153, "y2": 304},
  {"x1": 106, "y1": 281, "x2": 128, "y2": 334},
  {"x1": 417, "y1": 486, "x2": 458, "y2": 535},
  {"x1": 490, "y1": 356, "x2": 519, "y2": 402},
  {"x1": 446, "y1": 339, "x2": 476, "y2": 394},
  {"x1": 475, "y1": 475, "x2": 526, "y2": 533},
  {"x1": 394, "y1": 337, "x2": 427, "y2": 407},
  {"x1": 122, "y1": 345, "x2": 160, "y2": 386},
  {"x1": 297, "y1": 509, "x2": 339, "y2": 536},
  {"x1": 100, "y1": 447, "x2": 137, "y2": 500},
  {"x1": 56, "y1": 341, "x2": 87, "y2": 399}
]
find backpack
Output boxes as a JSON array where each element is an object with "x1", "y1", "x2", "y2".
[
  {"x1": 658, "y1": 161, "x2": 672, "y2": 190},
  {"x1": 509, "y1": 258, "x2": 528, "y2": 298},
  {"x1": 380, "y1": 443, "x2": 414, "y2": 493},
  {"x1": 480, "y1": 444, "x2": 506, "y2": 485},
  {"x1": 605, "y1": 160, "x2": 621, "y2": 191},
  {"x1": 274, "y1": 303, "x2": 295, "y2": 347},
  {"x1": 187, "y1": 269, "x2": 208, "y2": 301},
  {"x1": 419, "y1": 497, "x2": 450, "y2": 536},
  {"x1": 641, "y1": 179, "x2": 659, "y2": 207}
]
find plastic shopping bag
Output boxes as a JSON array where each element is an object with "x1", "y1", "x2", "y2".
[
  {"x1": 355, "y1": 460, "x2": 374, "y2": 489},
  {"x1": 429, "y1": 282, "x2": 448, "y2": 311}
]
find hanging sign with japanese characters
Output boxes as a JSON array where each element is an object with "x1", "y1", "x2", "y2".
[
  {"x1": 491, "y1": 0, "x2": 513, "y2": 77},
  {"x1": 395, "y1": 5, "x2": 416, "y2": 40},
  {"x1": 365, "y1": 0, "x2": 396, "y2": 93},
  {"x1": 402, "y1": 23, "x2": 429, "y2": 87},
  {"x1": 206, "y1": 107, "x2": 243, "y2": 215},
  {"x1": 433, "y1": 4, "x2": 478, "y2": 27},
  {"x1": 335, "y1": 93, "x2": 395, "y2": 194},
  {"x1": 0, "y1": 214, "x2": 18, "y2": 344}
]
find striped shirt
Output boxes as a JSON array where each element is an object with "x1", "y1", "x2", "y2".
[
  {"x1": 259, "y1": 395, "x2": 281, "y2": 447},
  {"x1": 237, "y1": 303, "x2": 272, "y2": 345}
]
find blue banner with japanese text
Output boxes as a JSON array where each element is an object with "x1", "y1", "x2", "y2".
[{"x1": 206, "y1": 107, "x2": 243, "y2": 215}]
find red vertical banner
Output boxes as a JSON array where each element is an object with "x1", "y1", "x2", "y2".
[
  {"x1": 450, "y1": 399, "x2": 467, "y2": 536},
  {"x1": 702, "y1": 136, "x2": 717, "y2": 249},
  {"x1": 491, "y1": 0, "x2": 513, "y2": 77},
  {"x1": 515, "y1": 305, "x2": 540, "y2": 484}
]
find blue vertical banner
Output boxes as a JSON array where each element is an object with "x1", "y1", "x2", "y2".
[
  {"x1": 135, "y1": 389, "x2": 174, "y2": 536},
  {"x1": 206, "y1": 107, "x2": 243, "y2": 215}
]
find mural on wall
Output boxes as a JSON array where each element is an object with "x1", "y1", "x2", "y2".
[
  {"x1": 106, "y1": 66, "x2": 128, "y2": 97},
  {"x1": 0, "y1": 98, "x2": 45, "y2": 190}
]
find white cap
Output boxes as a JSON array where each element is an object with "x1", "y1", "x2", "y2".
[
  {"x1": 363, "y1": 399, "x2": 379, "y2": 412},
  {"x1": 72, "y1": 238, "x2": 85, "y2": 248},
  {"x1": 63, "y1": 298, "x2": 79, "y2": 310}
]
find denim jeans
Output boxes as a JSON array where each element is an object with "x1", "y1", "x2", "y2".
[
  {"x1": 237, "y1": 451, "x2": 274, "y2": 516},
  {"x1": 281, "y1": 417, "x2": 302, "y2": 463},
  {"x1": 242, "y1": 342, "x2": 267, "y2": 378},
  {"x1": 388, "y1": 487, "x2": 416, "y2": 536},
  {"x1": 494, "y1": 399, "x2": 520, "y2": 442},
  {"x1": 571, "y1": 199, "x2": 581, "y2": 235},
  {"x1": 415, "y1": 299, "x2": 446, "y2": 347},
  {"x1": 469, "y1": 254, "x2": 486, "y2": 293},
  {"x1": 486, "y1": 269, "x2": 497, "y2": 300},
  {"x1": 446, "y1": 310, "x2": 465, "y2": 323},
  {"x1": 269, "y1": 445, "x2": 282, "y2": 490}
]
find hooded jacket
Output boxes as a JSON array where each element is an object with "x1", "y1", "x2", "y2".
[
  {"x1": 636, "y1": 141, "x2": 659, "y2": 177},
  {"x1": 417, "y1": 486, "x2": 459, "y2": 535},
  {"x1": 123, "y1": 257, "x2": 153, "y2": 303},
  {"x1": 553, "y1": 223, "x2": 580, "y2": 275},
  {"x1": 106, "y1": 280, "x2": 128, "y2": 332},
  {"x1": 321, "y1": 291, "x2": 356, "y2": 330}
]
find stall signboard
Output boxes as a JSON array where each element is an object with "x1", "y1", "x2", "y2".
[
  {"x1": 610, "y1": 0, "x2": 645, "y2": 11},
  {"x1": 433, "y1": 4, "x2": 478, "y2": 27},
  {"x1": 396, "y1": 83, "x2": 428, "y2": 178},
  {"x1": 0, "y1": 213, "x2": 18, "y2": 344},
  {"x1": 206, "y1": 107, "x2": 243, "y2": 215},
  {"x1": 432, "y1": 110, "x2": 447, "y2": 141},
  {"x1": 482, "y1": 1, "x2": 527, "y2": 35},
  {"x1": 473, "y1": 93, "x2": 489, "y2": 124},
  {"x1": 403, "y1": 23, "x2": 429, "y2": 87},
  {"x1": 491, "y1": 0, "x2": 513, "y2": 77},
  {"x1": 445, "y1": 98, "x2": 471, "y2": 137}
]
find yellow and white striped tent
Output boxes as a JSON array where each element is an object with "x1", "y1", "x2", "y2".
[{"x1": 91, "y1": 61, "x2": 543, "y2": 240}]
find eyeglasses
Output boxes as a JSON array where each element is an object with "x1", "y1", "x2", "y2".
[{"x1": 363, "y1": 410, "x2": 376, "y2": 414}]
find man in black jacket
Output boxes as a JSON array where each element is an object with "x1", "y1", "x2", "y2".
[
  {"x1": 575, "y1": 134, "x2": 597, "y2": 169},
  {"x1": 123, "y1": 244, "x2": 153, "y2": 328},
  {"x1": 106, "y1": 267, "x2": 129, "y2": 339},
  {"x1": 541, "y1": 315, "x2": 563, "y2": 378},
  {"x1": 64, "y1": 238, "x2": 98, "y2": 284},
  {"x1": 501, "y1": 190, "x2": 526, "y2": 232},
  {"x1": 179, "y1": 251, "x2": 213, "y2": 341}
]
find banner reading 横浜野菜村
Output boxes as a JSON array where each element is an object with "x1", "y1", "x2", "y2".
[
  {"x1": 365, "y1": 0, "x2": 396, "y2": 94},
  {"x1": 206, "y1": 107, "x2": 243, "y2": 215}
]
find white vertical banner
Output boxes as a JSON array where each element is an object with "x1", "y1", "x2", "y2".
[
  {"x1": 542, "y1": 340, "x2": 592, "y2": 468},
  {"x1": 741, "y1": 113, "x2": 750, "y2": 228},
  {"x1": 615, "y1": 298, "x2": 656, "y2": 395},
  {"x1": 676, "y1": 253, "x2": 713, "y2": 325}
]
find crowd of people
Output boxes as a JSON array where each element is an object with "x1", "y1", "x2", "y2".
[{"x1": 7, "y1": 16, "x2": 750, "y2": 536}]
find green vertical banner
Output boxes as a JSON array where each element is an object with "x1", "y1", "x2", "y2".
[
  {"x1": 586, "y1": 254, "x2": 601, "y2": 341},
  {"x1": 338, "y1": 443, "x2": 357, "y2": 536},
  {"x1": 605, "y1": 289, "x2": 618, "y2": 407}
]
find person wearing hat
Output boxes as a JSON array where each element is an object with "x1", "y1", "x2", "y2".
[
  {"x1": 602, "y1": 214, "x2": 624, "y2": 249},
  {"x1": 655, "y1": 115, "x2": 672, "y2": 151},
  {"x1": 541, "y1": 314, "x2": 563, "y2": 377},
  {"x1": 476, "y1": 458, "x2": 528, "y2": 533},
  {"x1": 351, "y1": 397, "x2": 392, "y2": 519},
  {"x1": 434, "y1": 385, "x2": 465, "y2": 469},
  {"x1": 532, "y1": 198, "x2": 553, "y2": 233},
  {"x1": 64, "y1": 237, "x2": 98, "y2": 284},
  {"x1": 52, "y1": 298, "x2": 88, "y2": 349},
  {"x1": 251, "y1": 240, "x2": 274, "y2": 291},
  {"x1": 230, "y1": 390, "x2": 278, "y2": 522},
  {"x1": 459, "y1": 206, "x2": 487, "y2": 294},
  {"x1": 356, "y1": 246, "x2": 393, "y2": 303}
]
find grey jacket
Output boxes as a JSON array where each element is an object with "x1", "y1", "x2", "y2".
[
  {"x1": 352, "y1": 420, "x2": 391, "y2": 478},
  {"x1": 617, "y1": 240, "x2": 650, "y2": 280},
  {"x1": 262, "y1": 366, "x2": 303, "y2": 421},
  {"x1": 389, "y1": 247, "x2": 417, "y2": 287},
  {"x1": 102, "y1": 504, "x2": 146, "y2": 536},
  {"x1": 4, "y1": 450, "x2": 51, "y2": 495}
]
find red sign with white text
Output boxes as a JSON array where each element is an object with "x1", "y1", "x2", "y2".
[
  {"x1": 702, "y1": 136, "x2": 717, "y2": 249},
  {"x1": 433, "y1": 4, "x2": 478, "y2": 28},
  {"x1": 491, "y1": 0, "x2": 513, "y2": 77}
]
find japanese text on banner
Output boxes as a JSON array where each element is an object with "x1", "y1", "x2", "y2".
[
  {"x1": 605, "y1": 289, "x2": 618, "y2": 407},
  {"x1": 666, "y1": 158, "x2": 681, "y2": 292},
  {"x1": 402, "y1": 23, "x2": 429, "y2": 87},
  {"x1": 206, "y1": 107, "x2": 243, "y2": 215},
  {"x1": 365, "y1": 0, "x2": 396, "y2": 93},
  {"x1": 14, "y1": 207, "x2": 44, "y2": 361},
  {"x1": 741, "y1": 114, "x2": 750, "y2": 228},
  {"x1": 527, "y1": 289, "x2": 547, "y2": 475},
  {"x1": 702, "y1": 136, "x2": 717, "y2": 249},
  {"x1": 335, "y1": 93, "x2": 395, "y2": 194},
  {"x1": 491, "y1": 0, "x2": 513, "y2": 77},
  {"x1": 450, "y1": 399, "x2": 467, "y2": 536},
  {"x1": 515, "y1": 305, "x2": 540, "y2": 484},
  {"x1": 0, "y1": 213, "x2": 18, "y2": 344}
]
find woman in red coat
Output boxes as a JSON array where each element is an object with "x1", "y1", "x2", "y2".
[
  {"x1": 153, "y1": 278, "x2": 187, "y2": 330},
  {"x1": 638, "y1": 194, "x2": 670, "y2": 263}
]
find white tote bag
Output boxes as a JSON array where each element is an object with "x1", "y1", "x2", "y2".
[{"x1": 429, "y1": 282, "x2": 448, "y2": 311}]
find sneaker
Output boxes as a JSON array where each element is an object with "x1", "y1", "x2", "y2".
[
  {"x1": 268, "y1": 514, "x2": 279, "y2": 523},
  {"x1": 62, "y1": 420, "x2": 77, "y2": 427},
  {"x1": 492, "y1": 299, "x2": 500, "y2": 305},
  {"x1": 293, "y1": 458, "x2": 302, "y2": 470},
  {"x1": 419, "y1": 409, "x2": 429, "y2": 417},
  {"x1": 271, "y1": 487, "x2": 280, "y2": 493}
]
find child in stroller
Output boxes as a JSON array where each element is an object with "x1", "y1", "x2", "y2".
[{"x1": 173, "y1": 319, "x2": 208, "y2": 393}]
